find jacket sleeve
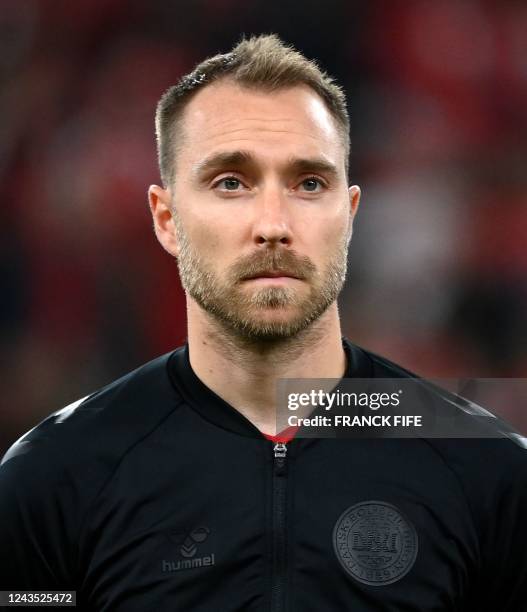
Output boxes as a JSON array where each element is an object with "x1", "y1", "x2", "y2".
[
  {"x1": 476, "y1": 440, "x2": 527, "y2": 610},
  {"x1": 0, "y1": 439, "x2": 77, "y2": 589}
]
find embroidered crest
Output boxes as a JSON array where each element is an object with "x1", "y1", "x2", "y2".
[{"x1": 333, "y1": 501, "x2": 418, "y2": 586}]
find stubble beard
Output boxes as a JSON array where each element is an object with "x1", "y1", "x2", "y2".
[{"x1": 173, "y1": 214, "x2": 349, "y2": 342}]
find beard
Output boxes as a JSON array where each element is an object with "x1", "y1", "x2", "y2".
[{"x1": 173, "y1": 215, "x2": 349, "y2": 341}]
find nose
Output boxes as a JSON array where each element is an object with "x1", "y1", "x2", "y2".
[{"x1": 251, "y1": 186, "x2": 293, "y2": 248}]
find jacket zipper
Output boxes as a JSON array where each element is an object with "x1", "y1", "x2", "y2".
[{"x1": 271, "y1": 442, "x2": 288, "y2": 612}]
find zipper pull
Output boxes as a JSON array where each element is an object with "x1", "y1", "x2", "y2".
[
  {"x1": 274, "y1": 442, "x2": 287, "y2": 458},
  {"x1": 273, "y1": 442, "x2": 288, "y2": 476}
]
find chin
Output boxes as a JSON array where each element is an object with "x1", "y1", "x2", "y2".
[
  {"x1": 237, "y1": 311, "x2": 312, "y2": 341},
  {"x1": 249, "y1": 304, "x2": 302, "y2": 323}
]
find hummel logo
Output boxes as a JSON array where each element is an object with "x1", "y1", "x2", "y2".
[
  {"x1": 162, "y1": 526, "x2": 216, "y2": 573},
  {"x1": 182, "y1": 526, "x2": 209, "y2": 557}
]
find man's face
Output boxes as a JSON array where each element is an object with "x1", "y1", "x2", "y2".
[{"x1": 157, "y1": 80, "x2": 359, "y2": 340}]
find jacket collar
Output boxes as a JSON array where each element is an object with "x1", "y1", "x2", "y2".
[{"x1": 168, "y1": 337, "x2": 373, "y2": 438}]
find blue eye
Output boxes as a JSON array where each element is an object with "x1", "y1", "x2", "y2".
[
  {"x1": 301, "y1": 178, "x2": 323, "y2": 192},
  {"x1": 218, "y1": 177, "x2": 241, "y2": 190}
]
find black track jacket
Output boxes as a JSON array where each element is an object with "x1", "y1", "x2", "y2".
[{"x1": 1, "y1": 339, "x2": 527, "y2": 611}]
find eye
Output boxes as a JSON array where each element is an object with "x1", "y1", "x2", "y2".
[
  {"x1": 213, "y1": 176, "x2": 244, "y2": 191},
  {"x1": 299, "y1": 177, "x2": 325, "y2": 193}
]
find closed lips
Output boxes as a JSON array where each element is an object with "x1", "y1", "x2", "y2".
[{"x1": 244, "y1": 271, "x2": 300, "y2": 279}]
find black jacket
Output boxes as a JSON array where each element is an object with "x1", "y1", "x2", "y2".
[{"x1": 1, "y1": 339, "x2": 526, "y2": 611}]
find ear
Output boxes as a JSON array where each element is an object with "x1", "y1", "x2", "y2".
[
  {"x1": 348, "y1": 184, "x2": 361, "y2": 217},
  {"x1": 148, "y1": 184, "x2": 179, "y2": 257},
  {"x1": 346, "y1": 185, "x2": 361, "y2": 243}
]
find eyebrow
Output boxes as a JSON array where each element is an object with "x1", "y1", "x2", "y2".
[
  {"x1": 193, "y1": 150, "x2": 255, "y2": 180},
  {"x1": 192, "y1": 150, "x2": 340, "y2": 182},
  {"x1": 287, "y1": 157, "x2": 339, "y2": 180}
]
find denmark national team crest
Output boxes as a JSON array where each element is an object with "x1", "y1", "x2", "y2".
[{"x1": 332, "y1": 501, "x2": 418, "y2": 586}]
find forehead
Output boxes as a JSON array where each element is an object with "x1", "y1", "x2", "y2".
[{"x1": 175, "y1": 80, "x2": 344, "y2": 171}]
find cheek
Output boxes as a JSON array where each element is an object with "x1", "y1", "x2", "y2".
[
  {"x1": 311, "y1": 210, "x2": 350, "y2": 254},
  {"x1": 185, "y1": 214, "x2": 233, "y2": 266},
  {"x1": 189, "y1": 200, "x2": 252, "y2": 256}
]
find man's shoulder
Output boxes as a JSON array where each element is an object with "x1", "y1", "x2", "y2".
[
  {"x1": 0, "y1": 349, "x2": 185, "y2": 481},
  {"x1": 349, "y1": 342, "x2": 419, "y2": 379},
  {"x1": 352, "y1": 341, "x2": 527, "y2": 495}
]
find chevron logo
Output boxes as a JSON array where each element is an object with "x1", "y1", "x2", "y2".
[
  {"x1": 162, "y1": 526, "x2": 215, "y2": 573},
  {"x1": 169, "y1": 526, "x2": 210, "y2": 558}
]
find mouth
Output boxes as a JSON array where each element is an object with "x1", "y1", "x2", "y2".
[{"x1": 242, "y1": 270, "x2": 302, "y2": 281}]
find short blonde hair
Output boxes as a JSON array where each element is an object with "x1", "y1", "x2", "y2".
[{"x1": 155, "y1": 34, "x2": 350, "y2": 185}]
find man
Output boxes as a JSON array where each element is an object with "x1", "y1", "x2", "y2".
[{"x1": 1, "y1": 35, "x2": 526, "y2": 611}]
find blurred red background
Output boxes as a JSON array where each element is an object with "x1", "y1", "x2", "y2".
[{"x1": 1, "y1": 0, "x2": 526, "y2": 453}]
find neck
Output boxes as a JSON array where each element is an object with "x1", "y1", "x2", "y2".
[{"x1": 186, "y1": 300, "x2": 347, "y2": 435}]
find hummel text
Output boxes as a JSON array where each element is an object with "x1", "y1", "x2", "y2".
[{"x1": 162, "y1": 554, "x2": 216, "y2": 572}]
